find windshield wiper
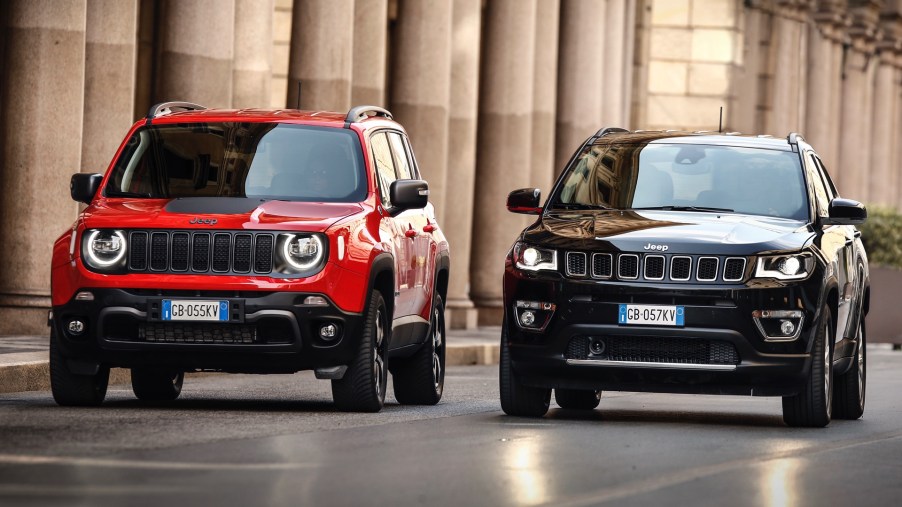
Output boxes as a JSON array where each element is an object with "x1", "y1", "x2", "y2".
[
  {"x1": 631, "y1": 205, "x2": 734, "y2": 213},
  {"x1": 550, "y1": 203, "x2": 613, "y2": 210},
  {"x1": 105, "y1": 190, "x2": 153, "y2": 198}
]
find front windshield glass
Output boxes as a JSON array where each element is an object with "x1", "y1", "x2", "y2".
[
  {"x1": 105, "y1": 123, "x2": 367, "y2": 202},
  {"x1": 552, "y1": 142, "x2": 809, "y2": 220}
]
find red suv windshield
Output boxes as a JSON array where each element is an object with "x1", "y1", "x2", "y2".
[{"x1": 105, "y1": 123, "x2": 367, "y2": 203}]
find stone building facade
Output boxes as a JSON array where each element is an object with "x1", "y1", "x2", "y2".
[{"x1": 0, "y1": 0, "x2": 900, "y2": 335}]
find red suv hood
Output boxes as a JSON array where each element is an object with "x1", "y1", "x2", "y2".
[{"x1": 83, "y1": 198, "x2": 363, "y2": 232}]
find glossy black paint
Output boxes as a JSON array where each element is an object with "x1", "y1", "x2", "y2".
[{"x1": 504, "y1": 132, "x2": 870, "y2": 397}]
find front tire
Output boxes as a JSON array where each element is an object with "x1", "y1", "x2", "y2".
[
  {"x1": 833, "y1": 320, "x2": 866, "y2": 420},
  {"x1": 332, "y1": 291, "x2": 389, "y2": 412},
  {"x1": 49, "y1": 329, "x2": 109, "y2": 407},
  {"x1": 782, "y1": 306, "x2": 834, "y2": 427},
  {"x1": 500, "y1": 320, "x2": 550, "y2": 417},
  {"x1": 392, "y1": 295, "x2": 446, "y2": 405},
  {"x1": 131, "y1": 368, "x2": 184, "y2": 401},
  {"x1": 555, "y1": 389, "x2": 601, "y2": 410}
]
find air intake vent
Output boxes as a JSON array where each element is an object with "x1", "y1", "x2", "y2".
[
  {"x1": 592, "y1": 253, "x2": 613, "y2": 278},
  {"x1": 618, "y1": 254, "x2": 639, "y2": 279},
  {"x1": 192, "y1": 233, "x2": 211, "y2": 271},
  {"x1": 171, "y1": 232, "x2": 190, "y2": 271},
  {"x1": 644, "y1": 255, "x2": 665, "y2": 280},
  {"x1": 670, "y1": 256, "x2": 691, "y2": 281},
  {"x1": 723, "y1": 257, "x2": 746, "y2": 282},
  {"x1": 566, "y1": 252, "x2": 587, "y2": 276},
  {"x1": 150, "y1": 232, "x2": 168, "y2": 271},
  {"x1": 129, "y1": 232, "x2": 148, "y2": 270},
  {"x1": 697, "y1": 257, "x2": 719, "y2": 281}
]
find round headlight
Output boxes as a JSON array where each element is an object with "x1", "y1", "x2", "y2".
[
  {"x1": 522, "y1": 247, "x2": 539, "y2": 266},
  {"x1": 281, "y1": 234, "x2": 324, "y2": 271},
  {"x1": 778, "y1": 256, "x2": 801, "y2": 276},
  {"x1": 84, "y1": 230, "x2": 127, "y2": 268}
]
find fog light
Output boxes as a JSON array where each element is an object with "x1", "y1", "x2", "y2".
[
  {"x1": 319, "y1": 323, "x2": 338, "y2": 340},
  {"x1": 67, "y1": 319, "x2": 85, "y2": 335},
  {"x1": 589, "y1": 339, "x2": 606, "y2": 355},
  {"x1": 520, "y1": 311, "x2": 536, "y2": 326},
  {"x1": 780, "y1": 319, "x2": 795, "y2": 335}
]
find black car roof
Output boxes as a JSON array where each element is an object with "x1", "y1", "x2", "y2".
[{"x1": 593, "y1": 131, "x2": 796, "y2": 152}]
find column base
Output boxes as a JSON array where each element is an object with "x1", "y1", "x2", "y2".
[
  {"x1": 476, "y1": 306, "x2": 504, "y2": 327},
  {"x1": 446, "y1": 299, "x2": 479, "y2": 330},
  {"x1": 0, "y1": 306, "x2": 49, "y2": 335}
]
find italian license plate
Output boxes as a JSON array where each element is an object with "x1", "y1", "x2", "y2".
[
  {"x1": 618, "y1": 304, "x2": 684, "y2": 326},
  {"x1": 162, "y1": 300, "x2": 229, "y2": 322}
]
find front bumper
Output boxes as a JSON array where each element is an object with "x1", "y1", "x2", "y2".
[
  {"x1": 504, "y1": 263, "x2": 822, "y2": 396},
  {"x1": 51, "y1": 288, "x2": 364, "y2": 373}
]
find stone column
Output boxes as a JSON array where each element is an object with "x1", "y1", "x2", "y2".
[
  {"x1": 868, "y1": 51, "x2": 899, "y2": 207},
  {"x1": 837, "y1": 3, "x2": 880, "y2": 200},
  {"x1": 232, "y1": 0, "x2": 273, "y2": 108},
  {"x1": 82, "y1": 0, "x2": 138, "y2": 175},
  {"x1": 288, "y1": 0, "x2": 354, "y2": 111},
  {"x1": 555, "y1": 0, "x2": 605, "y2": 174},
  {"x1": 621, "y1": 0, "x2": 638, "y2": 126},
  {"x1": 734, "y1": 4, "x2": 765, "y2": 133},
  {"x1": 0, "y1": 0, "x2": 87, "y2": 334},
  {"x1": 445, "y1": 0, "x2": 482, "y2": 330},
  {"x1": 603, "y1": 0, "x2": 627, "y2": 125},
  {"x1": 531, "y1": 0, "x2": 560, "y2": 194},
  {"x1": 158, "y1": 0, "x2": 235, "y2": 107},
  {"x1": 390, "y1": 0, "x2": 453, "y2": 219},
  {"x1": 471, "y1": 0, "x2": 538, "y2": 325},
  {"x1": 804, "y1": 2, "x2": 845, "y2": 170},
  {"x1": 768, "y1": 2, "x2": 810, "y2": 135},
  {"x1": 352, "y1": 0, "x2": 388, "y2": 106}
]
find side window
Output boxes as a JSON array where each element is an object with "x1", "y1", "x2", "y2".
[
  {"x1": 371, "y1": 132, "x2": 397, "y2": 206},
  {"x1": 813, "y1": 156, "x2": 838, "y2": 200},
  {"x1": 805, "y1": 153, "x2": 830, "y2": 217},
  {"x1": 387, "y1": 132, "x2": 413, "y2": 180},
  {"x1": 401, "y1": 135, "x2": 422, "y2": 179}
]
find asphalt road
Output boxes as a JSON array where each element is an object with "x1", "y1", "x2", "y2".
[{"x1": 1, "y1": 348, "x2": 901, "y2": 506}]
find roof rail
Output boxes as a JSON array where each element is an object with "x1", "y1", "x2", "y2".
[
  {"x1": 345, "y1": 105, "x2": 393, "y2": 125},
  {"x1": 593, "y1": 127, "x2": 630, "y2": 137},
  {"x1": 787, "y1": 132, "x2": 804, "y2": 152},
  {"x1": 146, "y1": 101, "x2": 207, "y2": 124}
]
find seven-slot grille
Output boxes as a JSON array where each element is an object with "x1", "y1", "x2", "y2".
[
  {"x1": 563, "y1": 252, "x2": 748, "y2": 283},
  {"x1": 128, "y1": 230, "x2": 275, "y2": 274}
]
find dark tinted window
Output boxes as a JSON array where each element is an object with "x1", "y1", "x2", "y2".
[
  {"x1": 106, "y1": 123, "x2": 366, "y2": 202},
  {"x1": 552, "y1": 142, "x2": 809, "y2": 220},
  {"x1": 371, "y1": 132, "x2": 396, "y2": 206}
]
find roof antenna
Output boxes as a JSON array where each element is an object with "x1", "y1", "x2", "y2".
[
  {"x1": 718, "y1": 106, "x2": 723, "y2": 133},
  {"x1": 296, "y1": 81, "x2": 301, "y2": 110}
]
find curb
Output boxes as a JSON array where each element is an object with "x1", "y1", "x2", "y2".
[{"x1": 0, "y1": 343, "x2": 500, "y2": 395}]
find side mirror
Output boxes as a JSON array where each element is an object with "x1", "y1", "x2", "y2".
[
  {"x1": 70, "y1": 173, "x2": 103, "y2": 204},
  {"x1": 507, "y1": 188, "x2": 542, "y2": 215},
  {"x1": 389, "y1": 179, "x2": 429, "y2": 215},
  {"x1": 823, "y1": 198, "x2": 867, "y2": 225}
]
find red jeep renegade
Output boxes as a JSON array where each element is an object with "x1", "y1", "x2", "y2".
[{"x1": 50, "y1": 102, "x2": 450, "y2": 412}]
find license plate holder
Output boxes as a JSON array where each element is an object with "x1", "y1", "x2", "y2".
[
  {"x1": 162, "y1": 300, "x2": 229, "y2": 322},
  {"x1": 618, "y1": 304, "x2": 684, "y2": 327}
]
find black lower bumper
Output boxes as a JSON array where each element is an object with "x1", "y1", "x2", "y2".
[{"x1": 51, "y1": 288, "x2": 364, "y2": 373}]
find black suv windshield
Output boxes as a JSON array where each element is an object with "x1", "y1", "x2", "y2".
[
  {"x1": 551, "y1": 142, "x2": 809, "y2": 220},
  {"x1": 105, "y1": 123, "x2": 367, "y2": 202}
]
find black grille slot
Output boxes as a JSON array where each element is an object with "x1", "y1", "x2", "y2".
[
  {"x1": 592, "y1": 253, "x2": 612, "y2": 278},
  {"x1": 139, "y1": 322, "x2": 256, "y2": 344},
  {"x1": 233, "y1": 234, "x2": 252, "y2": 273},
  {"x1": 723, "y1": 258, "x2": 746, "y2": 281},
  {"x1": 254, "y1": 235, "x2": 274, "y2": 273},
  {"x1": 618, "y1": 254, "x2": 639, "y2": 279},
  {"x1": 670, "y1": 257, "x2": 691, "y2": 280},
  {"x1": 566, "y1": 252, "x2": 587, "y2": 276},
  {"x1": 644, "y1": 255, "x2": 665, "y2": 280},
  {"x1": 192, "y1": 233, "x2": 211, "y2": 271},
  {"x1": 150, "y1": 232, "x2": 169, "y2": 271},
  {"x1": 593, "y1": 336, "x2": 739, "y2": 365},
  {"x1": 697, "y1": 257, "x2": 718, "y2": 281},
  {"x1": 566, "y1": 337, "x2": 589, "y2": 360},
  {"x1": 171, "y1": 232, "x2": 190, "y2": 271},
  {"x1": 212, "y1": 234, "x2": 231, "y2": 272},
  {"x1": 129, "y1": 232, "x2": 148, "y2": 270}
]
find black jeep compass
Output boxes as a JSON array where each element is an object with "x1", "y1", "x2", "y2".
[{"x1": 501, "y1": 129, "x2": 869, "y2": 427}]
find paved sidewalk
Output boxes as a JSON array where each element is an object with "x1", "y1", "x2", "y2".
[{"x1": 0, "y1": 328, "x2": 501, "y2": 394}]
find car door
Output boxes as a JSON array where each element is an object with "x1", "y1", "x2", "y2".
[
  {"x1": 387, "y1": 131, "x2": 435, "y2": 322},
  {"x1": 805, "y1": 152, "x2": 855, "y2": 351},
  {"x1": 370, "y1": 131, "x2": 414, "y2": 318}
]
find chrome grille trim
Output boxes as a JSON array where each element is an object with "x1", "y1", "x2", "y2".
[
  {"x1": 644, "y1": 255, "x2": 665, "y2": 280},
  {"x1": 591, "y1": 253, "x2": 613, "y2": 279},
  {"x1": 565, "y1": 252, "x2": 588, "y2": 277},
  {"x1": 723, "y1": 257, "x2": 747, "y2": 282},
  {"x1": 669, "y1": 256, "x2": 692, "y2": 281},
  {"x1": 618, "y1": 254, "x2": 639, "y2": 280},
  {"x1": 697, "y1": 256, "x2": 719, "y2": 282}
]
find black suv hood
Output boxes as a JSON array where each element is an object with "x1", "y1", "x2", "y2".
[{"x1": 521, "y1": 210, "x2": 813, "y2": 256}]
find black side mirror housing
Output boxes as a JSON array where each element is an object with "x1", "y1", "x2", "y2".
[
  {"x1": 389, "y1": 179, "x2": 429, "y2": 215},
  {"x1": 507, "y1": 188, "x2": 542, "y2": 215},
  {"x1": 71, "y1": 173, "x2": 103, "y2": 204},
  {"x1": 823, "y1": 198, "x2": 867, "y2": 226}
]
